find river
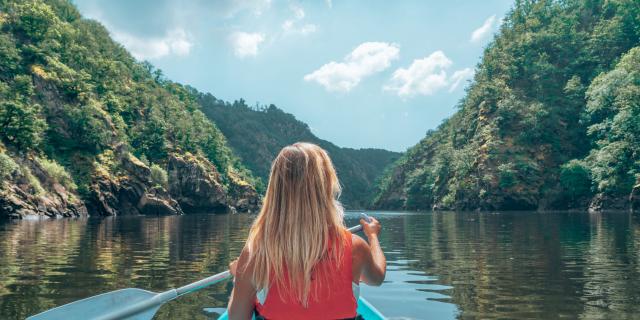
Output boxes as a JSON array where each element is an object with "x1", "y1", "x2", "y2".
[{"x1": 1, "y1": 211, "x2": 639, "y2": 319}]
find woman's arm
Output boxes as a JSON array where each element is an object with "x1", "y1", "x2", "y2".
[
  {"x1": 227, "y1": 249, "x2": 256, "y2": 320},
  {"x1": 353, "y1": 217, "x2": 386, "y2": 286}
]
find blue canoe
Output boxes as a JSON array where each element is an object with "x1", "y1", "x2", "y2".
[{"x1": 216, "y1": 297, "x2": 385, "y2": 319}]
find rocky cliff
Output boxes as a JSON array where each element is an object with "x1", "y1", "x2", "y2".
[
  {"x1": 167, "y1": 152, "x2": 260, "y2": 213},
  {"x1": 0, "y1": 0, "x2": 261, "y2": 219},
  {"x1": 0, "y1": 148, "x2": 85, "y2": 218}
]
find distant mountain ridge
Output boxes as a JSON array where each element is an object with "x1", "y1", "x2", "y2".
[{"x1": 196, "y1": 93, "x2": 401, "y2": 209}]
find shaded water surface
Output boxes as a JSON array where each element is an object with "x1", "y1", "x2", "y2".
[{"x1": 1, "y1": 211, "x2": 640, "y2": 319}]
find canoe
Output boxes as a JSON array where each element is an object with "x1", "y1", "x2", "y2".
[{"x1": 217, "y1": 297, "x2": 386, "y2": 319}]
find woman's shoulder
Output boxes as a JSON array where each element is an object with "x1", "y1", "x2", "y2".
[{"x1": 350, "y1": 233, "x2": 370, "y2": 259}]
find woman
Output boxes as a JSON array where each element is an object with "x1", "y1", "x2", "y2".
[{"x1": 228, "y1": 142, "x2": 386, "y2": 320}]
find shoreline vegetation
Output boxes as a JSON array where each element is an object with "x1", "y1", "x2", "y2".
[{"x1": 1, "y1": 0, "x2": 639, "y2": 219}]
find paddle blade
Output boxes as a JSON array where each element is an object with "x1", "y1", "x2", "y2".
[{"x1": 27, "y1": 288, "x2": 159, "y2": 320}]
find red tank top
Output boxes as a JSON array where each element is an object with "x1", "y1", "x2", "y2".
[{"x1": 255, "y1": 230, "x2": 357, "y2": 319}]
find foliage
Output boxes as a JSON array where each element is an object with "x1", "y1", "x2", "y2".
[
  {"x1": 559, "y1": 159, "x2": 592, "y2": 202},
  {"x1": 150, "y1": 163, "x2": 168, "y2": 188},
  {"x1": 37, "y1": 156, "x2": 76, "y2": 190},
  {"x1": 24, "y1": 167, "x2": 45, "y2": 195},
  {"x1": 0, "y1": 75, "x2": 46, "y2": 150},
  {"x1": 582, "y1": 46, "x2": 640, "y2": 196},
  {"x1": 0, "y1": 152, "x2": 19, "y2": 180}
]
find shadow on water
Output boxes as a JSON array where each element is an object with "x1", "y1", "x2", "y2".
[{"x1": 1, "y1": 211, "x2": 640, "y2": 319}]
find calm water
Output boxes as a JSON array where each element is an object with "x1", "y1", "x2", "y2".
[{"x1": 1, "y1": 211, "x2": 640, "y2": 319}]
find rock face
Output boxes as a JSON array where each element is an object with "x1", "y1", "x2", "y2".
[
  {"x1": 0, "y1": 157, "x2": 86, "y2": 219},
  {"x1": 227, "y1": 170, "x2": 261, "y2": 213},
  {"x1": 1, "y1": 145, "x2": 262, "y2": 219},
  {"x1": 0, "y1": 184, "x2": 86, "y2": 219},
  {"x1": 86, "y1": 148, "x2": 183, "y2": 216},
  {"x1": 168, "y1": 153, "x2": 260, "y2": 213}
]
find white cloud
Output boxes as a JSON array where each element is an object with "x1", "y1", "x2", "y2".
[
  {"x1": 385, "y1": 51, "x2": 475, "y2": 97},
  {"x1": 304, "y1": 42, "x2": 400, "y2": 92},
  {"x1": 78, "y1": 7, "x2": 193, "y2": 60},
  {"x1": 112, "y1": 28, "x2": 193, "y2": 60},
  {"x1": 470, "y1": 15, "x2": 497, "y2": 43},
  {"x1": 448, "y1": 68, "x2": 474, "y2": 92},
  {"x1": 229, "y1": 32, "x2": 265, "y2": 58},
  {"x1": 384, "y1": 51, "x2": 452, "y2": 97},
  {"x1": 282, "y1": 5, "x2": 317, "y2": 36},
  {"x1": 326, "y1": 0, "x2": 333, "y2": 8}
]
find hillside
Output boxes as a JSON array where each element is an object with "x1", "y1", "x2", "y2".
[
  {"x1": 197, "y1": 93, "x2": 401, "y2": 209},
  {"x1": 0, "y1": 0, "x2": 260, "y2": 218},
  {"x1": 374, "y1": 0, "x2": 640, "y2": 212}
]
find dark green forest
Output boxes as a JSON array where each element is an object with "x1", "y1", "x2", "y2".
[
  {"x1": 374, "y1": 0, "x2": 640, "y2": 211},
  {"x1": 197, "y1": 94, "x2": 400, "y2": 208},
  {"x1": 0, "y1": 0, "x2": 260, "y2": 218}
]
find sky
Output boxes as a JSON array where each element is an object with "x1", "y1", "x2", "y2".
[{"x1": 72, "y1": 0, "x2": 513, "y2": 152}]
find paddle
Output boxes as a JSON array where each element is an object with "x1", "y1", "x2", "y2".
[{"x1": 27, "y1": 214, "x2": 372, "y2": 320}]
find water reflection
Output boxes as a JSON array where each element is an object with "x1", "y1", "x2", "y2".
[{"x1": 1, "y1": 212, "x2": 639, "y2": 319}]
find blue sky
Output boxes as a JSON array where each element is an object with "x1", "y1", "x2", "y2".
[{"x1": 72, "y1": 0, "x2": 513, "y2": 152}]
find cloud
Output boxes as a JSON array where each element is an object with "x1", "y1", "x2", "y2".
[
  {"x1": 326, "y1": 0, "x2": 333, "y2": 8},
  {"x1": 385, "y1": 51, "x2": 475, "y2": 97},
  {"x1": 470, "y1": 15, "x2": 497, "y2": 43},
  {"x1": 448, "y1": 68, "x2": 474, "y2": 92},
  {"x1": 282, "y1": 5, "x2": 317, "y2": 36},
  {"x1": 112, "y1": 28, "x2": 193, "y2": 60},
  {"x1": 76, "y1": 6, "x2": 193, "y2": 60},
  {"x1": 384, "y1": 51, "x2": 452, "y2": 97},
  {"x1": 229, "y1": 32, "x2": 265, "y2": 58},
  {"x1": 304, "y1": 42, "x2": 400, "y2": 92}
]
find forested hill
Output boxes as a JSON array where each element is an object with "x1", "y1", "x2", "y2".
[
  {"x1": 197, "y1": 94, "x2": 401, "y2": 209},
  {"x1": 374, "y1": 0, "x2": 640, "y2": 212},
  {"x1": 0, "y1": 0, "x2": 260, "y2": 218}
]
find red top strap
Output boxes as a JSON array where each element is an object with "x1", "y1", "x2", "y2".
[{"x1": 255, "y1": 229, "x2": 357, "y2": 320}]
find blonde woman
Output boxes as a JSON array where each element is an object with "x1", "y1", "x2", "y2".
[{"x1": 228, "y1": 142, "x2": 386, "y2": 320}]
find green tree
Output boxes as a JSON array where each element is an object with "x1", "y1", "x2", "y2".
[{"x1": 582, "y1": 46, "x2": 640, "y2": 196}]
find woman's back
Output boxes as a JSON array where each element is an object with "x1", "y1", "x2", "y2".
[{"x1": 255, "y1": 229, "x2": 357, "y2": 320}]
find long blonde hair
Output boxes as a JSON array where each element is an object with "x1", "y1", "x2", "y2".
[{"x1": 245, "y1": 142, "x2": 346, "y2": 305}]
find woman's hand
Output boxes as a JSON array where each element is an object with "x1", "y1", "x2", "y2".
[
  {"x1": 360, "y1": 217, "x2": 381, "y2": 239},
  {"x1": 229, "y1": 259, "x2": 238, "y2": 277},
  {"x1": 227, "y1": 250, "x2": 256, "y2": 320},
  {"x1": 354, "y1": 216, "x2": 386, "y2": 286}
]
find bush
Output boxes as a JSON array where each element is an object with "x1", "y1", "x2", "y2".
[
  {"x1": 150, "y1": 163, "x2": 168, "y2": 188},
  {"x1": 560, "y1": 160, "x2": 593, "y2": 200},
  {"x1": 498, "y1": 163, "x2": 516, "y2": 189},
  {"x1": 0, "y1": 152, "x2": 20, "y2": 180},
  {"x1": 56, "y1": 102, "x2": 112, "y2": 153},
  {"x1": 24, "y1": 168, "x2": 44, "y2": 195},
  {"x1": 38, "y1": 156, "x2": 76, "y2": 191},
  {"x1": 0, "y1": 100, "x2": 46, "y2": 150}
]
